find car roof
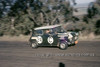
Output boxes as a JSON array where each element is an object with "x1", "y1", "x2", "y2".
[{"x1": 34, "y1": 25, "x2": 61, "y2": 30}]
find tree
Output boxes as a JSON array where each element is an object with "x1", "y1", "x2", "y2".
[
  {"x1": 82, "y1": 0, "x2": 100, "y2": 35},
  {"x1": 0, "y1": 0, "x2": 76, "y2": 35},
  {"x1": 95, "y1": 20, "x2": 100, "y2": 34},
  {"x1": 0, "y1": 8, "x2": 3, "y2": 18},
  {"x1": 8, "y1": 0, "x2": 75, "y2": 26},
  {"x1": 7, "y1": 0, "x2": 43, "y2": 35}
]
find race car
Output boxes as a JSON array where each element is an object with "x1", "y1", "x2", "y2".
[{"x1": 29, "y1": 25, "x2": 79, "y2": 50}]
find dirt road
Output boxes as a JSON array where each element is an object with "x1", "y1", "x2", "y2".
[{"x1": 0, "y1": 41, "x2": 100, "y2": 67}]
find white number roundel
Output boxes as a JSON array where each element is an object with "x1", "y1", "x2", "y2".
[
  {"x1": 36, "y1": 36, "x2": 43, "y2": 44},
  {"x1": 47, "y1": 37, "x2": 54, "y2": 44}
]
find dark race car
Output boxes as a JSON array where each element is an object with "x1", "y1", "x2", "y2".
[{"x1": 29, "y1": 25, "x2": 79, "y2": 50}]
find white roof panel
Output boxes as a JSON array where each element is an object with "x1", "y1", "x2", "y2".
[{"x1": 34, "y1": 25, "x2": 61, "y2": 30}]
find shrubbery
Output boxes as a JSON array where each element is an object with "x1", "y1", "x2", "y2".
[{"x1": 0, "y1": 0, "x2": 100, "y2": 36}]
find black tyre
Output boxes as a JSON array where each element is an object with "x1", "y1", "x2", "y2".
[
  {"x1": 59, "y1": 42, "x2": 68, "y2": 50},
  {"x1": 72, "y1": 43, "x2": 76, "y2": 46},
  {"x1": 31, "y1": 42, "x2": 38, "y2": 49}
]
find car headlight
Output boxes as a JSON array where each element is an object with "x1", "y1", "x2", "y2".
[{"x1": 31, "y1": 37, "x2": 37, "y2": 39}]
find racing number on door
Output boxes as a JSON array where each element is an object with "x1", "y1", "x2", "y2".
[{"x1": 47, "y1": 36, "x2": 54, "y2": 44}]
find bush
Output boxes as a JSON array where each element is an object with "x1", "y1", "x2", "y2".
[
  {"x1": 95, "y1": 20, "x2": 100, "y2": 35},
  {"x1": 0, "y1": 30, "x2": 3, "y2": 36}
]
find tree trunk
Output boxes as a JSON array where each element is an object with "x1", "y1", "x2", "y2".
[
  {"x1": 11, "y1": 17, "x2": 15, "y2": 30},
  {"x1": 40, "y1": 12, "x2": 44, "y2": 25}
]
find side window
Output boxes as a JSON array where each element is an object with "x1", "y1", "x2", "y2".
[
  {"x1": 52, "y1": 28, "x2": 57, "y2": 34},
  {"x1": 34, "y1": 30, "x2": 43, "y2": 35},
  {"x1": 57, "y1": 27, "x2": 65, "y2": 33},
  {"x1": 44, "y1": 29, "x2": 54, "y2": 35}
]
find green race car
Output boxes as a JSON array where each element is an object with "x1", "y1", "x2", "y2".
[{"x1": 29, "y1": 25, "x2": 79, "y2": 50}]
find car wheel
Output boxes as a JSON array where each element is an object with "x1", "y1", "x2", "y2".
[
  {"x1": 59, "y1": 42, "x2": 68, "y2": 50},
  {"x1": 72, "y1": 43, "x2": 76, "y2": 46},
  {"x1": 31, "y1": 42, "x2": 38, "y2": 49}
]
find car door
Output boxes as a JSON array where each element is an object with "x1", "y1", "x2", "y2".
[
  {"x1": 41, "y1": 33, "x2": 50, "y2": 46},
  {"x1": 46, "y1": 29, "x2": 58, "y2": 46},
  {"x1": 41, "y1": 31, "x2": 58, "y2": 46},
  {"x1": 49, "y1": 33, "x2": 58, "y2": 46}
]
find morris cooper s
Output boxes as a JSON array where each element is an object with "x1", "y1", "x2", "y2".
[{"x1": 29, "y1": 25, "x2": 78, "y2": 50}]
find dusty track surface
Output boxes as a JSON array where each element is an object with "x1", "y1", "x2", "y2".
[{"x1": 0, "y1": 41, "x2": 100, "y2": 67}]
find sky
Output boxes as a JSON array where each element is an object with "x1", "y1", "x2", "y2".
[{"x1": 76, "y1": 0, "x2": 95, "y2": 4}]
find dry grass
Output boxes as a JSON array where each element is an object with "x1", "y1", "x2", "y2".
[
  {"x1": 79, "y1": 32, "x2": 100, "y2": 41},
  {"x1": 0, "y1": 35, "x2": 30, "y2": 42}
]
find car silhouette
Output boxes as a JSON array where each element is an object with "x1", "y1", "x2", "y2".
[{"x1": 29, "y1": 25, "x2": 79, "y2": 50}]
